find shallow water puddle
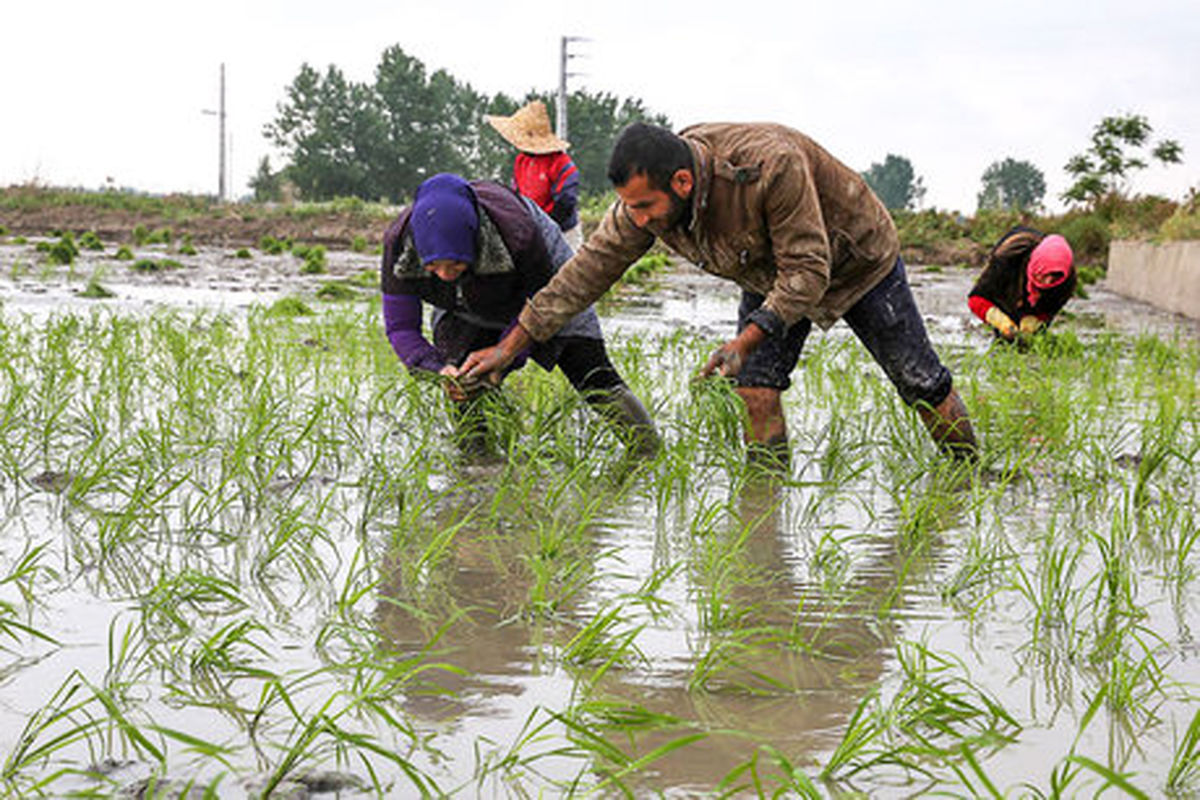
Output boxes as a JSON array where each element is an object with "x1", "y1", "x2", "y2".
[{"x1": 0, "y1": 240, "x2": 1197, "y2": 796}]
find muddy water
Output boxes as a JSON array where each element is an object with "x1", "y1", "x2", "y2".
[{"x1": 0, "y1": 236, "x2": 1198, "y2": 796}]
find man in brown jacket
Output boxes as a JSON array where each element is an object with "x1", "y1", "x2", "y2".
[{"x1": 463, "y1": 122, "x2": 977, "y2": 463}]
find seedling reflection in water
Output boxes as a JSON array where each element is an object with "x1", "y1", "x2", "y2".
[{"x1": 0, "y1": 295, "x2": 1194, "y2": 796}]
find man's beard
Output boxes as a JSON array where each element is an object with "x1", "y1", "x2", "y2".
[{"x1": 646, "y1": 187, "x2": 692, "y2": 235}]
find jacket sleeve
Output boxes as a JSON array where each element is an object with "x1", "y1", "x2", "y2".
[
  {"x1": 756, "y1": 152, "x2": 832, "y2": 330},
  {"x1": 548, "y1": 160, "x2": 580, "y2": 228},
  {"x1": 967, "y1": 294, "x2": 994, "y2": 322},
  {"x1": 382, "y1": 293, "x2": 445, "y2": 373},
  {"x1": 518, "y1": 200, "x2": 655, "y2": 341}
]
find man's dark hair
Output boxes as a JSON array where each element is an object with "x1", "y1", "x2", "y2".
[{"x1": 607, "y1": 122, "x2": 693, "y2": 191}]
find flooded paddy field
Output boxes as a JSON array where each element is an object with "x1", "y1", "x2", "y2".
[{"x1": 0, "y1": 234, "x2": 1197, "y2": 797}]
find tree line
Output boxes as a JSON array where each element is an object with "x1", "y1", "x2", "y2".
[
  {"x1": 253, "y1": 47, "x2": 1183, "y2": 216},
  {"x1": 860, "y1": 113, "x2": 1182, "y2": 214},
  {"x1": 252, "y1": 45, "x2": 668, "y2": 204}
]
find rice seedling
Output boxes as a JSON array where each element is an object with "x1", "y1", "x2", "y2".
[
  {"x1": 79, "y1": 275, "x2": 116, "y2": 299},
  {"x1": 1166, "y1": 707, "x2": 1200, "y2": 797},
  {"x1": 78, "y1": 230, "x2": 104, "y2": 251},
  {"x1": 0, "y1": 263, "x2": 1195, "y2": 797},
  {"x1": 293, "y1": 243, "x2": 327, "y2": 274},
  {"x1": 820, "y1": 640, "x2": 1020, "y2": 782}
]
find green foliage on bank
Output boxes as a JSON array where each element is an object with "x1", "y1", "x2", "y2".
[
  {"x1": 894, "y1": 189, "x2": 1195, "y2": 273},
  {"x1": 0, "y1": 185, "x2": 214, "y2": 217}
]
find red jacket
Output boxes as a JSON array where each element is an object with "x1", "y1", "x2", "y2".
[{"x1": 512, "y1": 152, "x2": 579, "y2": 231}]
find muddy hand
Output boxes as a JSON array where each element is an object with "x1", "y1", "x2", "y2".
[
  {"x1": 460, "y1": 345, "x2": 510, "y2": 383},
  {"x1": 700, "y1": 345, "x2": 745, "y2": 379}
]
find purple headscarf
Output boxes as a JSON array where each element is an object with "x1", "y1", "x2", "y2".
[{"x1": 409, "y1": 173, "x2": 478, "y2": 265}]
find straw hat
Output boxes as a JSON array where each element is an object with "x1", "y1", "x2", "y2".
[{"x1": 485, "y1": 101, "x2": 570, "y2": 154}]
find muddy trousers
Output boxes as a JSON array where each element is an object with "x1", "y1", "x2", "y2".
[{"x1": 735, "y1": 258, "x2": 977, "y2": 459}]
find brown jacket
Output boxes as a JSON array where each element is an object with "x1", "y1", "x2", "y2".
[{"x1": 518, "y1": 122, "x2": 900, "y2": 341}]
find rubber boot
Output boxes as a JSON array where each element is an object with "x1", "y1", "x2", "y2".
[
  {"x1": 917, "y1": 388, "x2": 978, "y2": 460},
  {"x1": 592, "y1": 385, "x2": 660, "y2": 457}
]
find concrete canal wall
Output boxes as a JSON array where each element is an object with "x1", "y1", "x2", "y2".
[{"x1": 1105, "y1": 240, "x2": 1200, "y2": 321}]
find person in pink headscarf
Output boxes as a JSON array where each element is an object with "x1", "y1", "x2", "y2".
[{"x1": 967, "y1": 227, "x2": 1076, "y2": 341}]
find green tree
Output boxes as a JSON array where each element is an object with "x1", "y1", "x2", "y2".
[
  {"x1": 265, "y1": 45, "x2": 670, "y2": 203},
  {"x1": 264, "y1": 64, "x2": 384, "y2": 200},
  {"x1": 1062, "y1": 113, "x2": 1184, "y2": 206},
  {"x1": 249, "y1": 156, "x2": 282, "y2": 202},
  {"x1": 372, "y1": 45, "x2": 484, "y2": 199},
  {"x1": 977, "y1": 158, "x2": 1046, "y2": 212},
  {"x1": 861, "y1": 154, "x2": 926, "y2": 211}
]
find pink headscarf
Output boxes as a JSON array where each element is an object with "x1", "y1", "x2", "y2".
[{"x1": 1027, "y1": 234, "x2": 1073, "y2": 306}]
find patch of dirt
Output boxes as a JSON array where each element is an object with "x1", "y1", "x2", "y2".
[
  {"x1": 4, "y1": 197, "x2": 990, "y2": 267},
  {"x1": 0, "y1": 203, "x2": 394, "y2": 250}
]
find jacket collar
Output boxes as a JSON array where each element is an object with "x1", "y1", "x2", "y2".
[{"x1": 683, "y1": 136, "x2": 712, "y2": 236}]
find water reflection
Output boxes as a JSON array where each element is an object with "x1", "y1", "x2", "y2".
[
  {"x1": 374, "y1": 467, "x2": 600, "y2": 725},
  {"x1": 584, "y1": 474, "x2": 959, "y2": 792}
]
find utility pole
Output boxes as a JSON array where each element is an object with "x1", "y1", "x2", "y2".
[
  {"x1": 202, "y1": 63, "x2": 227, "y2": 201},
  {"x1": 557, "y1": 37, "x2": 587, "y2": 142}
]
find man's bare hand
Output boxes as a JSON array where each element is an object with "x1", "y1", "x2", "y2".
[
  {"x1": 460, "y1": 346, "x2": 511, "y2": 383},
  {"x1": 700, "y1": 345, "x2": 745, "y2": 378},
  {"x1": 698, "y1": 322, "x2": 767, "y2": 379},
  {"x1": 462, "y1": 324, "x2": 534, "y2": 382}
]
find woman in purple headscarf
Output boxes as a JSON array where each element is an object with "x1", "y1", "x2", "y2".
[
  {"x1": 968, "y1": 227, "x2": 1077, "y2": 341},
  {"x1": 380, "y1": 173, "x2": 657, "y2": 455}
]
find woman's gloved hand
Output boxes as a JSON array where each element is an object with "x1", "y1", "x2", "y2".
[
  {"x1": 984, "y1": 307, "x2": 1018, "y2": 340},
  {"x1": 1018, "y1": 315, "x2": 1044, "y2": 336}
]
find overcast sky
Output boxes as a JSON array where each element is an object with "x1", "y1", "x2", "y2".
[{"x1": 3, "y1": 0, "x2": 1196, "y2": 213}]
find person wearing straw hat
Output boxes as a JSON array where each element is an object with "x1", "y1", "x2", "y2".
[
  {"x1": 461, "y1": 121, "x2": 979, "y2": 465},
  {"x1": 380, "y1": 172, "x2": 658, "y2": 456},
  {"x1": 486, "y1": 101, "x2": 584, "y2": 250},
  {"x1": 968, "y1": 227, "x2": 1076, "y2": 342}
]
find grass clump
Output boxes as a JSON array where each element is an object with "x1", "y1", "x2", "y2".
[
  {"x1": 148, "y1": 226, "x2": 174, "y2": 245},
  {"x1": 267, "y1": 296, "x2": 316, "y2": 316},
  {"x1": 351, "y1": 235, "x2": 369, "y2": 253},
  {"x1": 37, "y1": 233, "x2": 79, "y2": 265},
  {"x1": 294, "y1": 243, "x2": 327, "y2": 274},
  {"x1": 315, "y1": 281, "x2": 359, "y2": 301},
  {"x1": 78, "y1": 230, "x2": 104, "y2": 251},
  {"x1": 235, "y1": 248, "x2": 253, "y2": 259},
  {"x1": 259, "y1": 234, "x2": 292, "y2": 255},
  {"x1": 178, "y1": 234, "x2": 197, "y2": 256},
  {"x1": 79, "y1": 279, "x2": 116, "y2": 298},
  {"x1": 114, "y1": 246, "x2": 134, "y2": 261},
  {"x1": 131, "y1": 257, "x2": 184, "y2": 272},
  {"x1": 347, "y1": 268, "x2": 378, "y2": 289}
]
